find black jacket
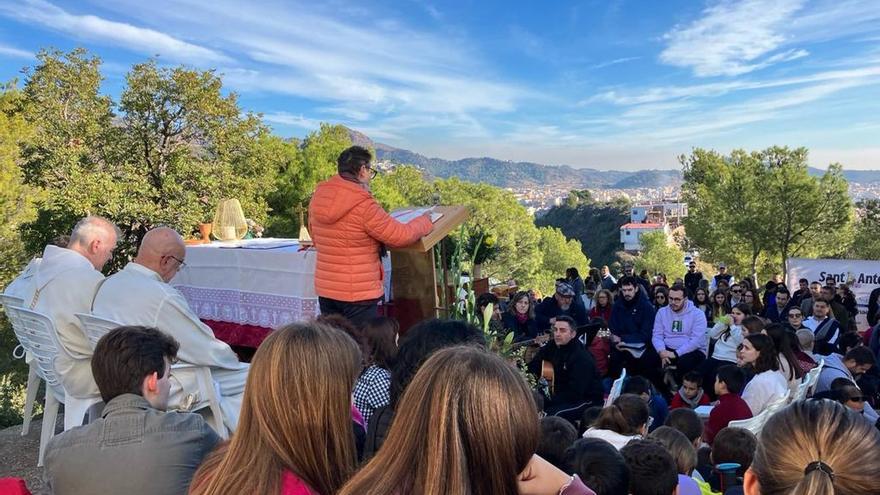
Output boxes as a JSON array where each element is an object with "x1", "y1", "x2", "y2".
[
  {"x1": 502, "y1": 312, "x2": 540, "y2": 342},
  {"x1": 684, "y1": 271, "x2": 703, "y2": 296},
  {"x1": 528, "y1": 339, "x2": 603, "y2": 406}
]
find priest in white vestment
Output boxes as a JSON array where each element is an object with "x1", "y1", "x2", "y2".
[
  {"x1": 18, "y1": 216, "x2": 119, "y2": 399},
  {"x1": 92, "y1": 227, "x2": 248, "y2": 431}
]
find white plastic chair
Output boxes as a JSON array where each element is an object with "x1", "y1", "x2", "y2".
[
  {"x1": 4, "y1": 305, "x2": 81, "y2": 466},
  {"x1": 75, "y1": 312, "x2": 228, "y2": 438},
  {"x1": 605, "y1": 368, "x2": 627, "y2": 407},
  {"x1": 728, "y1": 389, "x2": 791, "y2": 436},
  {"x1": 1, "y1": 294, "x2": 42, "y2": 437},
  {"x1": 171, "y1": 364, "x2": 228, "y2": 439},
  {"x1": 74, "y1": 313, "x2": 122, "y2": 350},
  {"x1": 792, "y1": 359, "x2": 824, "y2": 402}
]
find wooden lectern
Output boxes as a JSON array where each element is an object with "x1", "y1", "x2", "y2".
[{"x1": 388, "y1": 205, "x2": 469, "y2": 333}]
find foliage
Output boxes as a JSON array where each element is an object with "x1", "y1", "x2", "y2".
[
  {"x1": 0, "y1": 85, "x2": 39, "y2": 287},
  {"x1": 0, "y1": 85, "x2": 40, "y2": 428},
  {"x1": 535, "y1": 226, "x2": 590, "y2": 290},
  {"x1": 632, "y1": 231, "x2": 686, "y2": 280},
  {"x1": 848, "y1": 200, "x2": 880, "y2": 260},
  {"x1": 565, "y1": 189, "x2": 593, "y2": 208},
  {"x1": 263, "y1": 124, "x2": 353, "y2": 237},
  {"x1": 379, "y1": 166, "x2": 589, "y2": 294},
  {"x1": 537, "y1": 198, "x2": 630, "y2": 268},
  {"x1": 681, "y1": 146, "x2": 853, "y2": 281},
  {"x1": 19, "y1": 50, "x2": 274, "y2": 268}
]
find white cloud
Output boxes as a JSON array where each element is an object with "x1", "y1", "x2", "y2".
[
  {"x1": 261, "y1": 112, "x2": 321, "y2": 130},
  {"x1": 591, "y1": 57, "x2": 640, "y2": 69},
  {"x1": 0, "y1": 0, "x2": 230, "y2": 64},
  {"x1": 588, "y1": 65, "x2": 880, "y2": 106},
  {"x1": 660, "y1": 0, "x2": 806, "y2": 77},
  {"x1": 0, "y1": 43, "x2": 32, "y2": 59}
]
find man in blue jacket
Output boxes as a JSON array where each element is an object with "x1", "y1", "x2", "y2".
[{"x1": 609, "y1": 276, "x2": 658, "y2": 380}]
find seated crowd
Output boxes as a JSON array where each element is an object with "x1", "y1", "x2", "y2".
[{"x1": 5, "y1": 217, "x2": 880, "y2": 495}]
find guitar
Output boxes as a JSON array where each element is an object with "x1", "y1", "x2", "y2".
[
  {"x1": 511, "y1": 333, "x2": 551, "y2": 349},
  {"x1": 542, "y1": 359, "x2": 555, "y2": 395}
]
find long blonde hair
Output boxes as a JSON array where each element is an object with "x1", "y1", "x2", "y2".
[
  {"x1": 339, "y1": 345, "x2": 539, "y2": 495},
  {"x1": 189, "y1": 322, "x2": 361, "y2": 495},
  {"x1": 750, "y1": 400, "x2": 880, "y2": 495}
]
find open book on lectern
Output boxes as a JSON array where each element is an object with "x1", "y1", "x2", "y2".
[{"x1": 391, "y1": 207, "x2": 443, "y2": 224}]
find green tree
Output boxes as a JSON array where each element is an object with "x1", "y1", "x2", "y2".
[
  {"x1": 758, "y1": 147, "x2": 853, "y2": 270},
  {"x1": 848, "y1": 200, "x2": 880, "y2": 260},
  {"x1": 632, "y1": 231, "x2": 685, "y2": 281},
  {"x1": 534, "y1": 226, "x2": 591, "y2": 293},
  {"x1": 0, "y1": 83, "x2": 41, "y2": 428},
  {"x1": 372, "y1": 165, "x2": 433, "y2": 210},
  {"x1": 373, "y1": 166, "x2": 589, "y2": 293},
  {"x1": 18, "y1": 48, "x2": 118, "y2": 255},
  {"x1": 18, "y1": 51, "x2": 276, "y2": 265},
  {"x1": 681, "y1": 146, "x2": 850, "y2": 282},
  {"x1": 681, "y1": 149, "x2": 773, "y2": 283},
  {"x1": 0, "y1": 84, "x2": 39, "y2": 284},
  {"x1": 537, "y1": 199, "x2": 629, "y2": 268},
  {"x1": 265, "y1": 123, "x2": 353, "y2": 237}
]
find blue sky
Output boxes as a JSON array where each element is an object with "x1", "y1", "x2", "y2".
[{"x1": 1, "y1": 0, "x2": 879, "y2": 170}]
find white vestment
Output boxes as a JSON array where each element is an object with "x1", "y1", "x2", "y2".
[
  {"x1": 3, "y1": 257, "x2": 41, "y2": 300},
  {"x1": 18, "y1": 246, "x2": 103, "y2": 398},
  {"x1": 92, "y1": 262, "x2": 248, "y2": 430}
]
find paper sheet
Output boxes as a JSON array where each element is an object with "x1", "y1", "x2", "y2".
[{"x1": 392, "y1": 207, "x2": 443, "y2": 224}]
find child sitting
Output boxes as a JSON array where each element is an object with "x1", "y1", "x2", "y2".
[
  {"x1": 620, "y1": 439, "x2": 679, "y2": 495},
  {"x1": 537, "y1": 416, "x2": 578, "y2": 470},
  {"x1": 670, "y1": 371, "x2": 712, "y2": 410},
  {"x1": 622, "y1": 376, "x2": 668, "y2": 431},
  {"x1": 564, "y1": 437, "x2": 630, "y2": 495},
  {"x1": 707, "y1": 427, "x2": 756, "y2": 493},
  {"x1": 703, "y1": 365, "x2": 752, "y2": 445}
]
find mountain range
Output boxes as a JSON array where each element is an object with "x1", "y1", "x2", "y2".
[{"x1": 346, "y1": 128, "x2": 880, "y2": 189}]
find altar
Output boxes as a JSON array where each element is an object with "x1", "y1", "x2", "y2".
[{"x1": 171, "y1": 238, "x2": 320, "y2": 347}]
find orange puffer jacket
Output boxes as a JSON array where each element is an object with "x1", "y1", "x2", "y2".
[{"x1": 309, "y1": 175, "x2": 433, "y2": 302}]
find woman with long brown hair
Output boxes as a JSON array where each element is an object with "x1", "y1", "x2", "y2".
[
  {"x1": 502, "y1": 290, "x2": 538, "y2": 342},
  {"x1": 189, "y1": 322, "x2": 362, "y2": 495},
  {"x1": 339, "y1": 346, "x2": 595, "y2": 495},
  {"x1": 745, "y1": 399, "x2": 880, "y2": 495},
  {"x1": 353, "y1": 317, "x2": 399, "y2": 425}
]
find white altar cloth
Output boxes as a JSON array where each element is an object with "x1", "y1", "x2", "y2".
[{"x1": 171, "y1": 238, "x2": 319, "y2": 328}]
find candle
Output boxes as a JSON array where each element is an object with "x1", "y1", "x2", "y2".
[{"x1": 220, "y1": 226, "x2": 236, "y2": 240}]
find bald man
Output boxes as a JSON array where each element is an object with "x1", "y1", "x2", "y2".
[
  {"x1": 19, "y1": 216, "x2": 119, "y2": 415},
  {"x1": 92, "y1": 227, "x2": 248, "y2": 431}
]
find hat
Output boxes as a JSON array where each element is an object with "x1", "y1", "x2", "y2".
[
  {"x1": 555, "y1": 281, "x2": 575, "y2": 297},
  {"x1": 718, "y1": 263, "x2": 727, "y2": 268}
]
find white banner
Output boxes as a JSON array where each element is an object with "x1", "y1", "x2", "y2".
[{"x1": 786, "y1": 258, "x2": 880, "y2": 330}]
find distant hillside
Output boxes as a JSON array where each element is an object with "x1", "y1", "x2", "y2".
[
  {"x1": 346, "y1": 127, "x2": 880, "y2": 189},
  {"x1": 370, "y1": 139, "x2": 682, "y2": 189},
  {"x1": 808, "y1": 167, "x2": 880, "y2": 183}
]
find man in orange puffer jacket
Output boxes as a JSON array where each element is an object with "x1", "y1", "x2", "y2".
[{"x1": 309, "y1": 146, "x2": 434, "y2": 327}]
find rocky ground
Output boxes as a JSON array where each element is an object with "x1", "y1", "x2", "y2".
[{"x1": 0, "y1": 414, "x2": 62, "y2": 495}]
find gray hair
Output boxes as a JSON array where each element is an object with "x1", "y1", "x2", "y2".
[{"x1": 69, "y1": 215, "x2": 121, "y2": 246}]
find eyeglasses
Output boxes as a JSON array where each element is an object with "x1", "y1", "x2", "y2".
[
  {"x1": 848, "y1": 396, "x2": 867, "y2": 403},
  {"x1": 365, "y1": 165, "x2": 378, "y2": 179},
  {"x1": 166, "y1": 255, "x2": 187, "y2": 268},
  {"x1": 788, "y1": 313, "x2": 803, "y2": 318},
  {"x1": 731, "y1": 290, "x2": 742, "y2": 294}
]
